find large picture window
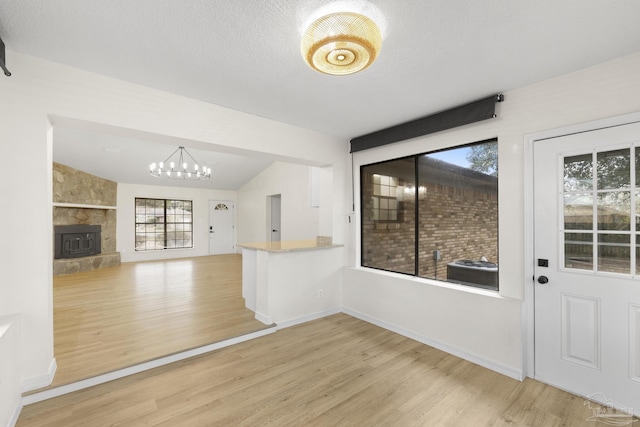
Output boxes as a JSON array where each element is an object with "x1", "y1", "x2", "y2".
[
  {"x1": 361, "y1": 139, "x2": 499, "y2": 290},
  {"x1": 135, "y1": 198, "x2": 193, "y2": 251}
]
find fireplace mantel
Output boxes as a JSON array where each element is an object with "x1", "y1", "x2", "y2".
[{"x1": 53, "y1": 202, "x2": 117, "y2": 210}]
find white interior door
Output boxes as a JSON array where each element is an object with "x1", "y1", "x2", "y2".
[
  {"x1": 209, "y1": 201, "x2": 234, "y2": 254},
  {"x1": 270, "y1": 195, "x2": 281, "y2": 242},
  {"x1": 534, "y1": 122, "x2": 640, "y2": 416}
]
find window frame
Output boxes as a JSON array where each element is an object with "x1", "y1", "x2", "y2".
[
  {"x1": 134, "y1": 197, "x2": 194, "y2": 251},
  {"x1": 359, "y1": 138, "x2": 499, "y2": 290}
]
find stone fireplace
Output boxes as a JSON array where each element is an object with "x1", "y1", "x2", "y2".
[{"x1": 53, "y1": 162, "x2": 121, "y2": 275}]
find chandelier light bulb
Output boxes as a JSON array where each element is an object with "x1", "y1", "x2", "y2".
[{"x1": 149, "y1": 146, "x2": 212, "y2": 181}]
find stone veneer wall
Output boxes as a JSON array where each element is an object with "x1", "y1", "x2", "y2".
[
  {"x1": 361, "y1": 173, "x2": 498, "y2": 280},
  {"x1": 53, "y1": 162, "x2": 120, "y2": 275}
]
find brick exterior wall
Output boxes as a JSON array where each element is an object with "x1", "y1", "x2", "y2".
[{"x1": 417, "y1": 183, "x2": 498, "y2": 280}]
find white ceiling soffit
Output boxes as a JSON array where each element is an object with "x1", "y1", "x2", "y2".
[
  {"x1": 52, "y1": 124, "x2": 275, "y2": 191},
  {"x1": 2, "y1": 1, "x2": 640, "y2": 188}
]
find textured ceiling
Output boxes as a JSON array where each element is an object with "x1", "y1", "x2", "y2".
[{"x1": 1, "y1": 1, "x2": 640, "y2": 188}]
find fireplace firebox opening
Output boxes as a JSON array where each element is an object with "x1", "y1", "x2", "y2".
[{"x1": 54, "y1": 224, "x2": 102, "y2": 259}]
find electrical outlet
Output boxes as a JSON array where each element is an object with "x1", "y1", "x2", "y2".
[{"x1": 317, "y1": 289, "x2": 323, "y2": 298}]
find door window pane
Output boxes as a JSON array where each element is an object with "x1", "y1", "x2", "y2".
[
  {"x1": 597, "y1": 148, "x2": 630, "y2": 190},
  {"x1": 635, "y1": 191, "x2": 640, "y2": 232},
  {"x1": 597, "y1": 233, "x2": 630, "y2": 274},
  {"x1": 564, "y1": 232, "x2": 593, "y2": 271},
  {"x1": 597, "y1": 192, "x2": 631, "y2": 231},
  {"x1": 636, "y1": 235, "x2": 640, "y2": 275},
  {"x1": 564, "y1": 154, "x2": 593, "y2": 192},
  {"x1": 636, "y1": 149, "x2": 640, "y2": 188},
  {"x1": 564, "y1": 194, "x2": 593, "y2": 230}
]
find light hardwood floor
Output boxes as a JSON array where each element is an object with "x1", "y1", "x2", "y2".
[
  {"x1": 19, "y1": 313, "x2": 637, "y2": 426},
  {"x1": 46, "y1": 254, "x2": 272, "y2": 389}
]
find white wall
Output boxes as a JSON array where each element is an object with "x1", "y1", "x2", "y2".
[
  {"x1": 241, "y1": 247, "x2": 344, "y2": 327},
  {"x1": 0, "y1": 51, "x2": 347, "y2": 398},
  {"x1": 343, "y1": 269, "x2": 522, "y2": 378},
  {"x1": 0, "y1": 316, "x2": 21, "y2": 427},
  {"x1": 267, "y1": 248, "x2": 344, "y2": 325},
  {"x1": 344, "y1": 52, "x2": 640, "y2": 378},
  {"x1": 117, "y1": 183, "x2": 237, "y2": 262},
  {"x1": 237, "y1": 162, "x2": 329, "y2": 244},
  {"x1": 316, "y1": 166, "x2": 334, "y2": 237}
]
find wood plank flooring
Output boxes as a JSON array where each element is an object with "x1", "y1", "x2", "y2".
[
  {"x1": 19, "y1": 313, "x2": 635, "y2": 426},
  {"x1": 46, "y1": 254, "x2": 271, "y2": 389}
]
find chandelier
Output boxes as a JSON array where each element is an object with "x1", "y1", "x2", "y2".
[
  {"x1": 301, "y1": 11, "x2": 382, "y2": 76},
  {"x1": 149, "y1": 146, "x2": 211, "y2": 180}
]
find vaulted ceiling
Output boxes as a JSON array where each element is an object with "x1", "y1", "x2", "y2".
[{"x1": 2, "y1": 1, "x2": 639, "y2": 189}]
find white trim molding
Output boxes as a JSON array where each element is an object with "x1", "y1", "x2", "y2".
[
  {"x1": 21, "y1": 358, "x2": 57, "y2": 394},
  {"x1": 275, "y1": 308, "x2": 342, "y2": 330},
  {"x1": 22, "y1": 327, "x2": 276, "y2": 406},
  {"x1": 8, "y1": 404, "x2": 22, "y2": 427}
]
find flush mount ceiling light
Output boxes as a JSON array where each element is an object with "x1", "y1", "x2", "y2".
[
  {"x1": 301, "y1": 11, "x2": 382, "y2": 76},
  {"x1": 149, "y1": 146, "x2": 211, "y2": 180}
]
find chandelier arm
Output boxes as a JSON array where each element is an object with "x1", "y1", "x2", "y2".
[
  {"x1": 181, "y1": 147, "x2": 201, "y2": 167},
  {"x1": 178, "y1": 148, "x2": 185, "y2": 170},
  {"x1": 162, "y1": 147, "x2": 182, "y2": 166}
]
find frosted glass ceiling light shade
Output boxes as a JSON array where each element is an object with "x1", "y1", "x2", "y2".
[{"x1": 301, "y1": 12, "x2": 382, "y2": 76}]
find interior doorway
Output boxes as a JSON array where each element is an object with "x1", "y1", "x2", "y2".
[{"x1": 269, "y1": 194, "x2": 281, "y2": 242}]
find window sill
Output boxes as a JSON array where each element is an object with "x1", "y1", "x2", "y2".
[
  {"x1": 352, "y1": 266, "x2": 507, "y2": 300},
  {"x1": 53, "y1": 202, "x2": 117, "y2": 210}
]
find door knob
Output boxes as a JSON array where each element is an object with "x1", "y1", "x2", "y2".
[{"x1": 537, "y1": 276, "x2": 549, "y2": 284}]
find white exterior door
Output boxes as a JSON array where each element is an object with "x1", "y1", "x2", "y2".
[
  {"x1": 534, "y1": 122, "x2": 640, "y2": 416},
  {"x1": 209, "y1": 201, "x2": 234, "y2": 255}
]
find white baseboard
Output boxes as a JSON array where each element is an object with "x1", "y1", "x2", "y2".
[
  {"x1": 254, "y1": 311, "x2": 272, "y2": 325},
  {"x1": 275, "y1": 308, "x2": 342, "y2": 330},
  {"x1": 21, "y1": 358, "x2": 57, "y2": 394},
  {"x1": 342, "y1": 308, "x2": 523, "y2": 381},
  {"x1": 23, "y1": 327, "x2": 276, "y2": 406},
  {"x1": 7, "y1": 402, "x2": 22, "y2": 427}
]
